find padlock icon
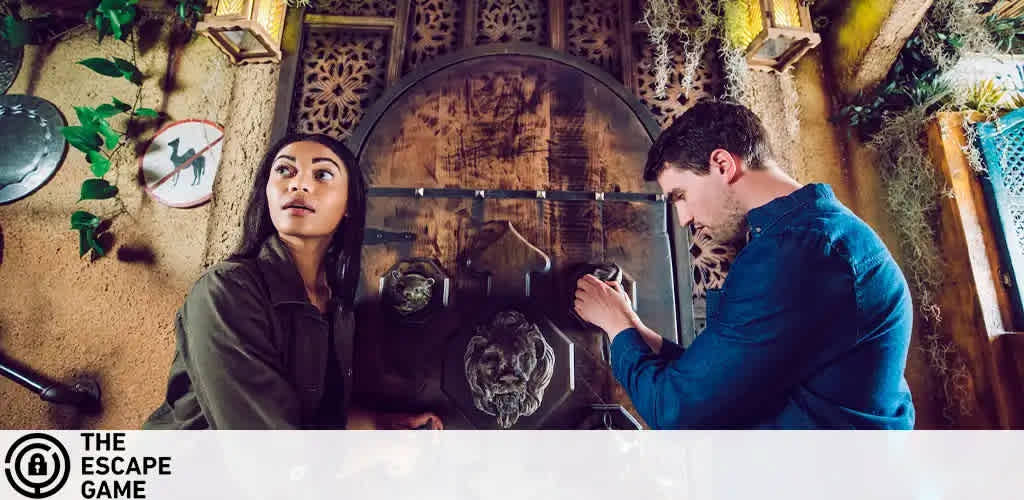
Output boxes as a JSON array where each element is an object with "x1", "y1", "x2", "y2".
[{"x1": 28, "y1": 453, "x2": 47, "y2": 476}]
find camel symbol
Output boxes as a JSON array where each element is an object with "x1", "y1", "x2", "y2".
[{"x1": 168, "y1": 137, "x2": 206, "y2": 186}]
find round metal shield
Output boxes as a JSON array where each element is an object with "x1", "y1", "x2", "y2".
[
  {"x1": 0, "y1": 38, "x2": 23, "y2": 95},
  {"x1": 0, "y1": 95, "x2": 67, "y2": 204},
  {"x1": 138, "y1": 119, "x2": 224, "y2": 208}
]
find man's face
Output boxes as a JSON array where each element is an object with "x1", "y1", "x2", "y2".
[{"x1": 657, "y1": 159, "x2": 748, "y2": 245}]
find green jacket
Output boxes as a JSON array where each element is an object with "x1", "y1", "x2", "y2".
[{"x1": 143, "y1": 235, "x2": 355, "y2": 429}]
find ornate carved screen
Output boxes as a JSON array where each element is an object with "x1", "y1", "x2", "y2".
[{"x1": 343, "y1": 44, "x2": 695, "y2": 428}]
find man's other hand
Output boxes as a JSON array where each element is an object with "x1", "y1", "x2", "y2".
[{"x1": 574, "y1": 274, "x2": 637, "y2": 338}]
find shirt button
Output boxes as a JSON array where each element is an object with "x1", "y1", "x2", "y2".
[
  {"x1": 346, "y1": 369, "x2": 353, "y2": 376},
  {"x1": 755, "y1": 227, "x2": 761, "y2": 233},
  {"x1": 306, "y1": 386, "x2": 317, "y2": 393}
]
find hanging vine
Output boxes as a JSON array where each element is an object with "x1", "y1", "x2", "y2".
[{"x1": 835, "y1": 0, "x2": 1024, "y2": 425}]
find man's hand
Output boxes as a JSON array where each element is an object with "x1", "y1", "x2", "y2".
[
  {"x1": 574, "y1": 274, "x2": 637, "y2": 338},
  {"x1": 376, "y1": 412, "x2": 443, "y2": 430}
]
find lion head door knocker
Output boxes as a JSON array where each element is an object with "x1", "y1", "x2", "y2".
[
  {"x1": 387, "y1": 271, "x2": 435, "y2": 315},
  {"x1": 463, "y1": 310, "x2": 555, "y2": 429},
  {"x1": 379, "y1": 258, "x2": 450, "y2": 325}
]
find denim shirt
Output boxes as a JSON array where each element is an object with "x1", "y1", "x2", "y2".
[{"x1": 611, "y1": 184, "x2": 915, "y2": 429}]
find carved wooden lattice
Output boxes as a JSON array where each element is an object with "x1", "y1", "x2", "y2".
[
  {"x1": 310, "y1": 0, "x2": 398, "y2": 17},
  {"x1": 405, "y1": 0, "x2": 463, "y2": 72},
  {"x1": 566, "y1": 0, "x2": 621, "y2": 76},
  {"x1": 476, "y1": 0, "x2": 547, "y2": 45},
  {"x1": 291, "y1": 29, "x2": 389, "y2": 140},
  {"x1": 689, "y1": 226, "x2": 739, "y2": 300},
  {"x1": 632, "y1": 32, "x2": 720, "y2": 129}
]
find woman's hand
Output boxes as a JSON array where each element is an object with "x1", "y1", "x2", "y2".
[{"x1": 375, "y1": 411, "x2": 443, "y2": 430}]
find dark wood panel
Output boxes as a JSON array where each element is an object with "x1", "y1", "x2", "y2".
[
  {"x1": 359, "y1": 56, "x2": 653, "y2": 192},
  {"x1": 350, "y1": 49, "x2": 686, "y2": 428}
]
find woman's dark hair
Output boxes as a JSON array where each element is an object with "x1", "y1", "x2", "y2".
[
  {"x1": 644, "y1": 101, "x2": 776, "y2": 181},
  {"x1": 231, "y1": 133, "x2": 367, "y2": 310}
]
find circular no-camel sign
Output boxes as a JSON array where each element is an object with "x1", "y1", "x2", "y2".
[{"x1": 139, "y1": 119, "x2": 224, "y2": 208}]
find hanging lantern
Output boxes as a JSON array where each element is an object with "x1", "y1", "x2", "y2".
[
  {"x1": 197, "y1": 0, "x2": 288, "y2": 65},
  {"x1": 723, "y1": 0, "x2": 821, "y2": 72}
]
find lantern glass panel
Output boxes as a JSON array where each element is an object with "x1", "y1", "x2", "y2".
[
  {"x1": 754, "y1": 36, "x2": 796, "y2": 59},
  {"x1": 724, "y1": 0, "x2": 764, "y2": 50},
  {"x1": 223, "y1": 29, "x2": 265, "y2": 52},
  {"x1": 772, "y1": 0, "x2": 803, "y2": 28}
]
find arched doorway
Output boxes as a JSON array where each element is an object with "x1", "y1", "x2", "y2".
[{"x1": 348, "y1": 43, "x2": 694, "y2": 428}]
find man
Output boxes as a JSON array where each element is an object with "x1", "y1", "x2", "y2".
[{"x1": 574, "y1": 101, "x2": 915, "y2": 429}]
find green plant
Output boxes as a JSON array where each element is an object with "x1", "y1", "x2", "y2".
[
  {"x1": 984, "y1": 12, "x2": 1024, "y2": 53},
  {"x1": 965, "y1": 78, "x2": 1006, "y2": 113},
  {"x1": 173, "y1": 0, "x2": 205, "y2": 32},
  {"x1": 60, "y1": 0, "x2": 161, "y2": 259},
  {"x1": 86, "y1": 0, "x2": 138, "y2": 43},
  {"x1": 0, "y1": 13, "x2": 28, "y2": 48},
  {"x1": 1010, "y1": 93, "x2": 1024, "y2": 109}
]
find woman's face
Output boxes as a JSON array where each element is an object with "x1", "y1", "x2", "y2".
[{"x1": 266, "y1": 141, "x2": 350, "y2": 240}]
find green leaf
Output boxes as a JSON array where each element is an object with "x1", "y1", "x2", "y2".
[
  {"x1": 74, "y1": 106, "x2": 99, "y2": 126},
  {"x1": 134, "y1": 107, "x2": 159, "y2": 118},
  {"x1": 113, "y1": 57, "x2": 142, "y2": 84},
  {"x1": 79, "y1": 228, "x2": 89, "y2": 257},
  {"x1": 96, "y1": 97, "x2": 132, "y2": 117},
  {"x1": 77, "y1": 227, "x2": 106, "y2": 258},
  {"x1": 2, "y1": 15, "x2": 30, "y2": 48},
  {"x1": 78, "y1": 58, "x2": 122, "y2": 77},
  {"x1": 95, "y1": 15, "x2": 110, "y2": 43},
  {"x1": 61, "y1": 126, "x2": 102, "y2": 153},
  {"x1": 96, "y1": 121, "x2": 120, "y2": 150},
  {"x1": 80, "y1": 178, "x2": 119, "y2": 201},
  {"x1": 70, "y1": 210, "x2": 101, "y2": 230},
  {"x1": 87, "y1": 151, "x2": 111, "y2": 177},
  {"x1": 87, "y1": 228, "x2": 105, "y2": 257}
]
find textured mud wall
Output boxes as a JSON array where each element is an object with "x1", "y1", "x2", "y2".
[{"x1": 0, "y1": 14, "x2": 278, "y2": 428}]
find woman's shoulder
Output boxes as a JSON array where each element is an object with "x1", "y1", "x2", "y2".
[{"x1": 187, "y1": 257, "x2": 269, "y2": 304}]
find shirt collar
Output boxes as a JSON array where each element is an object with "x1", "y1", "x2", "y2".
[
  {"x1": 745, "y1": 183, "x2": 835, "y2": 236},
  {"x1": 256, "y1": 234, "x2": 310, "y2": 306}
]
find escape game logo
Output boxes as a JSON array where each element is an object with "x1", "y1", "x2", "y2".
[{"x1": 4, "y1": 433, "x2": 172, "y2": 499}]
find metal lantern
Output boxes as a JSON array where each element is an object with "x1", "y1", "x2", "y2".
[
  {"x1": 197, "y1": 0, "x2": 288, "y2": 64},
  {"x1": 723, "y1": 0, "x2": 821, "y2": 72}
]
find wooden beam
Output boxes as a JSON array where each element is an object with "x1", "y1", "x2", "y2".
[
  {"x1": 303, "y1": 14, "x2": 395, "y2": 29},
  {"x1": 549, "y1": 0, "x2": 566, "y2": 51},
  {"x1": 269, "y1": 5, "x2": 306, "y2": 143},
  {"x1": 827, "y1": 0, "x2": 933, "y2": 98},
  {"x1": 388, "y1": 0, "x2": 412, "y2": 85},
  {"x1": 619, "y1": 0, "x2": 635, "y2": 91},
  {"x1": 925, "y1": 112, "x2": 1024, "y2": 428},
  {"x1": 463, "y1": 0, "x2": 479, "y2": 48}
]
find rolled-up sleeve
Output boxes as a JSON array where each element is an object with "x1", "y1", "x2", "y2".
[{"x1": 179, "y1": 265, "x2": 302, "y2": 429}]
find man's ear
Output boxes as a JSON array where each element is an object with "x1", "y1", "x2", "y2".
[{"x1": 709, "y1": 149, "x2": 740, "y2": 183}]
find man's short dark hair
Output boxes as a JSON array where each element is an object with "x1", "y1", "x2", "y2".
[{"x1": 643, "y1": 101, "x2": 776, "y2": 182}]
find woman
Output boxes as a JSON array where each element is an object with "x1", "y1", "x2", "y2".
[{"x1": 144, "y1": 134, "x2": 441, "y2": 430}]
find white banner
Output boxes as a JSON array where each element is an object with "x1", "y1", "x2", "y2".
[{"x1": 1, "y1": 431, "x2": 1021, "y2": 500}]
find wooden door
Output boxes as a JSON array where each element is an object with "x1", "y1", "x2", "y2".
[{"x1": 348, "y1": 43, "x2": 694, "y2": 428}]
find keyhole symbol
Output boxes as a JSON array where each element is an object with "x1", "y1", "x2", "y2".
[{"x1": 28, "y1": 453, "x2": 47, "y2": 476}]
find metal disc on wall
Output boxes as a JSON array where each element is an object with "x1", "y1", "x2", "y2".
[
  {"x1": 0, "y1": 95, "x2": 67, "y2": 204},
  {"x1": 0, "y1": 39, "x2": 23, "y2": 95}
]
